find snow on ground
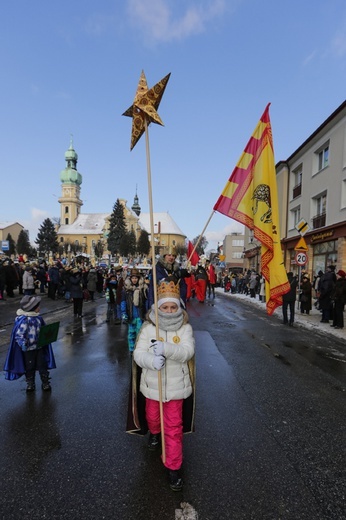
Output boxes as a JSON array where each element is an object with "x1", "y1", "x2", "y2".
[{"x1": 215, "y1": 287, "x2": 346, "y2": 340}]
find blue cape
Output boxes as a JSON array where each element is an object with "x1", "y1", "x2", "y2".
[{"x1": 3, "y1": 315, "x2": 57, "y2": 381}]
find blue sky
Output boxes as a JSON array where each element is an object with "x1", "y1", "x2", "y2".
[{"x1": 1, "y1": 0, "x2": 346, "y2": 252}]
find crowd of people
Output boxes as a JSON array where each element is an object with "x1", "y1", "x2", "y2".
[
  {"x1": 2, "y1": 251, "x2": 346, "y2": 494},
  {"x1": 2, "y1": 251, "x2": 200, "y2": 493}
]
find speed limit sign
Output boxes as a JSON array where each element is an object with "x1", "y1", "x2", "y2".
[{"x1": 295, "y1": 251, "x2": 308, "y2": 266}]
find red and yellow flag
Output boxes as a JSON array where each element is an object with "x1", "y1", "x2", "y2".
[{"x1": 214, "y1": 104, "x2": 289, "y2": 315}]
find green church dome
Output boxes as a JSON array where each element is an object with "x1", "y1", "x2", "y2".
[{"x1": 60, "y1": 137, "x2": 82, "y2": 185}]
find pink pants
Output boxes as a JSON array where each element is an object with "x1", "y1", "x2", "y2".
[{"x1": 146, "y1": 398, "x2": 183, "y2": 471}]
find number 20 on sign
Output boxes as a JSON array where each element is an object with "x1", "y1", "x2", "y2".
[{"x1": 295, "y1": 251, "x2": 308, "y2": 266}]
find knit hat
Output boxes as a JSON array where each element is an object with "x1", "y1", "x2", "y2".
[
  {"x1": 327, "y1": 265, "x2": 336, "y2": 271},
  {"x1": 20, "y1": 295, "x2": 41, "y2": 312},
  {"x1": 157, "y1": 278, "x2": 180, "y2": 308},
  {"x1": 337, "y1": 270, "x2": 346, "y2": 278}
]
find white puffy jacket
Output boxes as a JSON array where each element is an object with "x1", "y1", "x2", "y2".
[{"x1": 134, "y1": 319, "x2": 195, "y2": 403}]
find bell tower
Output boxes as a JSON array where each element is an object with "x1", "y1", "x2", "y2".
[{"x1": 58, "y1": 137, "x2": 83, "y2": 225}]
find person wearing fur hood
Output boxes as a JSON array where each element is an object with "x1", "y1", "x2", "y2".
[
  {"x1": 129, "y1": 277, "x2": 196, "y2": 492},
  {"x1": 147, "y1": 250, "x2": 190, "y2": 308},
  {"x1": 121, "y1": 268, "x2": 147, "y2": 352}
]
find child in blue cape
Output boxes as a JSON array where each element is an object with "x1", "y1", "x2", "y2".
[{"x1": 3, "y1": 295, "x2": 56, "y2": 392}]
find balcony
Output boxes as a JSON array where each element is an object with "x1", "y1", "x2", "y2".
[
  {"x1": 312, "y1": 212, "x2": 326, "y2": 229},
  {"x1": 292, "y1": 183, "x2": 302, "y2": 199}
]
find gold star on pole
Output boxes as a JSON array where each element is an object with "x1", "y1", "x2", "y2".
[{"x1": 123, "y1": 70, "x2": 171, "y2": 150}]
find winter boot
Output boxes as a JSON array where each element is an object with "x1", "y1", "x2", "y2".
[
  {"x1": 40, "y1": 373, "x2": 51, "y2": 392},
  {"x1": 168, "y1": 469, "x2": 183, "y2": 492},
  {"x1": 148, "y1": 433, "x2": 161, "y2": 451},
  {"x1": 26, "y1": 376, "x2": 36, "y2": 392}
]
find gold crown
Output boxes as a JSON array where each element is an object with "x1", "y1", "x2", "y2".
[{"x1": 157, "y1": 278, "x2": 180, "y2": 299}]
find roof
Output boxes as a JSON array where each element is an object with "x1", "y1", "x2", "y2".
[
  {"x1": 0, "y1": 222, "x2": 24, "y2": 230},
  {"x1": 138, "y1": 212, "x2": 185, "y2": 237},
  {"x1": 58, "y1": 213, "x2": 109, "y2": 235}
]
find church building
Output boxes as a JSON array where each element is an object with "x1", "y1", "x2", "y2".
[{"x1": 56, "y1": 140, "x2": 186, "y2": 261}]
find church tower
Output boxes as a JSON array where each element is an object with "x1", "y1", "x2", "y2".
[
  {"x1": 131, "y1": 186, "x2": 141, "y2": 216},
  {"x1": 58, "y1": 138, "x2": 83, "y2": 226}
]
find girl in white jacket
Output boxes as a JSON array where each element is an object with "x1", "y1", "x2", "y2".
[{"x1": 133, "y1": 278, "x2": 195, "y2": 491}]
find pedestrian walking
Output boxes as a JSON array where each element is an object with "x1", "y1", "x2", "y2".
[
  {"x1": 282, "y1": 272, "x2": 298, "y2": 326},
  {"x1": 319, "y1": 265, "x2": 336, "y2": 323},
  {"x1": 87, "y1": 267, "x2": 97, "y2": 301},
  {"x1": 105, "y1": 274, "x2": 118, "y2": 323},
  {"x1": 330, "y1": 270, "x2": 346, "y2": 329},
  {"x1": 70, "y1": 268, "x2": 84, "y2": 318},
  {"x1": 22, "y1": 265, "x2": 35, "y2": 295},
  {"x1": 300, "y1": 275, "x2": 312, "y2": 314},
  {"x1": 3, "y1": 295, "x2": 56, "y2": 391}
]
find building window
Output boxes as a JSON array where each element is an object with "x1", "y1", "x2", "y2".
[
  {"x1": 232, "y1": 239, "x2": 244, "y2": 247},
  {"x1": 172, "y1": 240, "x2": 176, "y2": 245},
  {"x1": 60, "y1": 237, "x2": 64, "y2": 242},
  {"x1": 232, "y1": 252, "x2": 243, "y2": 259},
  {"x1": 65, "y1": 206, "x2": 69, "y2": 214},
  {"x1": 291, "y1": 207, "x2": 301, "y2": 228},
  {"x1": 315, "y1": 143, "x2": 329, "y2": 172},
  {"x1": 65, "y1": 218, "x2": 69, "y2": 225},
  {"x1": 292, "y1": 165, "x2": 302, "y2": 198},
  {"x1": 342, "y1": 179, "x2": 346, "y2": 209},
  {"x1": 312, "y1": 193, "x2": 326, "y2": 229}
]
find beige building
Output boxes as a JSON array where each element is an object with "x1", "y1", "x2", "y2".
[
  {"x1": 222, "y1": 232, "x2": 246, "y2": 272},
  {"x1": 0, "y1": 222, "x2": 24, "y2": 250},
  {"x1": 229, "y1": 100, "x2": 346, "y2": 279},
  {"x1": 278, "y1": 99, "x2": 346, "y2": 278},
  {"x1": 56, "y1": 140, "x2": 186, "y2": 262}
]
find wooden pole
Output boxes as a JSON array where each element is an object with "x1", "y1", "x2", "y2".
[
  {"x1": 187, "y1": 210, "x2": 215, "y2": 263},
  {"x1": 144, "y1": 117, "x2": 166, "y2": 463}
]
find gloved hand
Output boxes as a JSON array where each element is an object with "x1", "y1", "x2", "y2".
[
  {"x1": 152, "y1": 341, "x2": 165, "y2": 356},
  {"x1": 152, "y1": 355, "x2": 165, "y2": 371}
]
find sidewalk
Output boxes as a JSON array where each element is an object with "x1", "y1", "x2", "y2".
[{"x1": 216, "y1": 287, "x2": 346, "y2": 340}]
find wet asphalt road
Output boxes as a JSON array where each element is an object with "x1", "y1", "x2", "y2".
[{"x1": 0, "y1": 292, "x2": 345, "y2": 519}]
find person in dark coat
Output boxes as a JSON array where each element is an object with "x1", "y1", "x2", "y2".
[
  {"x1": 70, "y1": 268, "x2": 84, "y2": 318},
  {"x1": 86, "y1": 267, "x2": 97, "y2": 301},
  {"x1": 0, "y1": 260, "x2": 6, "y2": 300},
  {"x1": 36, "y1": 264, "x2": 47, "y2": 293},
  {"x1": 282, "y1": 272, "x2": 298, "y2": 325},
  {"x1": 148, "y1": 251, "x2": 189, "y2": 308},
  {"x1": 300, "y1": 275, "x2": 312, "y2": 314},
  {"x1": 48, "y1": 263, "x2": 60, "y2": 300},
  {"x1": 319, "y1": 265, "x2": 336, "y2": 323},
  {"x1": 330, "y1": 270, "x2": 346, "y2": 329},
  {"x1": 4, "y1": 260, "x2": 19, "y2": 297}
]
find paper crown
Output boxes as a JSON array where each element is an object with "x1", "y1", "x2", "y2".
[{"x1": 157, "y1": 278, "x2": 180, "y2": 300}]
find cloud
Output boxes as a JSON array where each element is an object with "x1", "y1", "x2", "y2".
[
  {"x1": 205, "y1": 221, "x2": 244, "y2": 248},
  {"x1": 331, "y1": 31, "x2": 346, "y2": 58},
  {"x1": 22, "y1": 208, "x2": 50, "y2": 244},
  {"x1": 302, "y1": 51, "x2": 316, "y2": 67},
  {"x1": 126, "y1": 0, "x2": 227, "y2": 43}
]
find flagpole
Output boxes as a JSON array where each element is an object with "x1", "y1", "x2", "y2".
[
  {"x1": 144, "y1": 117, "x2": 166, "y2": 463},
  {"x1": 187, "y1": 210, "x2": 215, "y2": 263}
]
